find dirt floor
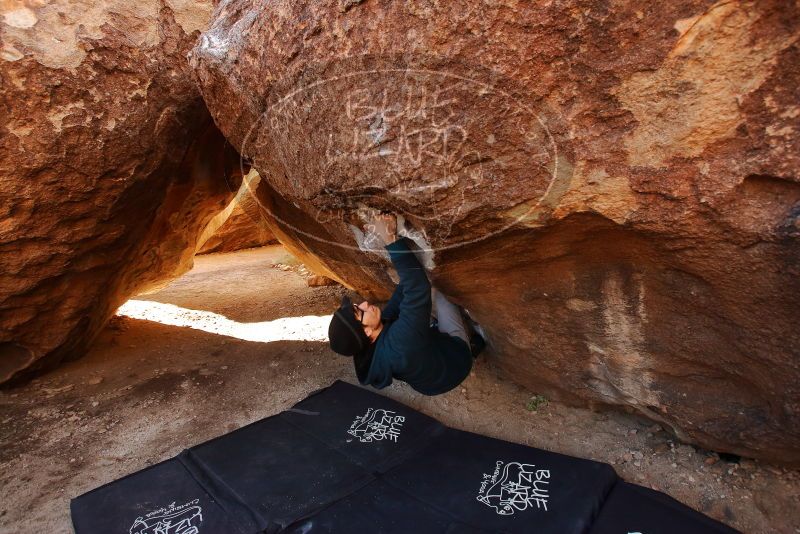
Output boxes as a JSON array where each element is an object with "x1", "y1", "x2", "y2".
[{"x1": 1, "y1": 245, "x2": 798, "y2": 534}]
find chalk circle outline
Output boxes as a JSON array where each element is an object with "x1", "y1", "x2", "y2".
[{"x1": 239, "y1": 58, "x2": 565, "y2": 254}]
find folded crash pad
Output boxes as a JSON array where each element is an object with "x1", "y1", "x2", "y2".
[{"x1": 71, "y1": 380, "x2": 738, "y2": 533}]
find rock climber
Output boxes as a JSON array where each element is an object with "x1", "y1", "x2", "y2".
[{"x1": 328, "y1": 213, "x2": 485, "y2": 395}]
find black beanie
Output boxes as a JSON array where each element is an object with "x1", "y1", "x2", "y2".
[{"x1": 328, "y1": 296, "x2": 370, "y2": 357}]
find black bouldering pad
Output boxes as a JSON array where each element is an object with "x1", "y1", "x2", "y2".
[
  {"x1": 589, "y1": 481, "x2": 739, "y2": 534},
  {"x1": 279, "y1": 377, "x2": 446, "y2": 473},
  {"x1": 380, "y1": 427, "x2": 617, "y2": 533},
  {"x1": 71, "y1": 380, "x2": 738, "y2": 533},
  {"x1": 69, "y1": 457, "x2": 256, "y2": 534}
]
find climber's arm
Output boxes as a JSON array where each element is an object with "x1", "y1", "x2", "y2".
[
  {"x1": 382, "y1": 237, "x2": 431, "y2": 350},
  {"x1": 382, "y1": 283, "x2": 404, "y2": 322}
]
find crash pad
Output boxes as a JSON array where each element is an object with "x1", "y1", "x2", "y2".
[
  {"x1": 588, "y1": 481, "x2": 739, "y2": 534},
  {"x1": 71, "y1": 380, "x2": 738, "y2": 533}
]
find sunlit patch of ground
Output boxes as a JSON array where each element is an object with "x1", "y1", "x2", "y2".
[{"x1": 117, "y1": 300, "x2": 331, "y2": 343}]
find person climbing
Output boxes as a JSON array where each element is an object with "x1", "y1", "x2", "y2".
[{"x1": 328, "y1": 213, "x2": 485, "y2": 396}]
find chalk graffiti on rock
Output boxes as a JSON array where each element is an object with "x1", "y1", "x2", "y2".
[
  {"x1": 129, "y1": 499, "x2": 203, "y2": 534},
  {"x1": 238, "y1": 55, "x2": 569, "y2": 253},
  {"x1": 476, "y1": 461, "x2": 550, "y2": 515},
  {"x1": 347, "y1": 407, "x2": 405, "y2": 443},
  {"x1": 330, "y1": 83, "x2": 472, "y2": 169}
]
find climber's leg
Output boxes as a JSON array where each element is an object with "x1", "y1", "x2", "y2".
[{"x1": 431, "y1": 288, "x2": 470, "y2": 346}]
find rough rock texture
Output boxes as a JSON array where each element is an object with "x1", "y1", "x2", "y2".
[
  {"x1": 191, "y1": 0, "x2": 800, "y2": 463},
  {"x1": 306, "y1": 274, "x2": 338, "y2": 287},
  {"x1": 197, "y1": 170, "x2": 277, "y2": 254},
  {"x1": 0, "y1": 0, "x2": 241, "y2": 383}
]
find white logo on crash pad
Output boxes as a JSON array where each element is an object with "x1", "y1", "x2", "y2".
[
  {"x1": 476, "y1": 461, "x2": 550, "y2": 515},
  {"x1": 347, "y1": 407, "x2": 405, "y2": 443},
  {"x1": 129, "y1": 499, "x2": 203, "y2": 534}
]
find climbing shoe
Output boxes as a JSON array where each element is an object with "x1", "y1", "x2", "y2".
[{"x1": 470, "y1": 332, "x2": 486, "y2": 359}]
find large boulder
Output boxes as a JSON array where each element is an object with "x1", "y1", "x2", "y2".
[
  {"x1": 0, "y1": 0, "x2": 241, "y2": 383},
  {"x1": 191, "y1": 0, "x2": 800, "y2": 462}
]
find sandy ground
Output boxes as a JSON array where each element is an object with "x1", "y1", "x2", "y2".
[{"x1": 0, "y1": 245, "x2": 798, "y2": 534}]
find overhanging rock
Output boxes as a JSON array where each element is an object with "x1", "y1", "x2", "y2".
[{"x1": 190, "y1": 0, "x2": 800, "y2": 463}]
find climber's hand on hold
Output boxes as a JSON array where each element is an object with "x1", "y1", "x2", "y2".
[
  {"x1": 364, "y1": 212, "x2": 397, "y2": 246},
  {"x1": 396, "y1": 214, "x2": 424, "y2": 243}
]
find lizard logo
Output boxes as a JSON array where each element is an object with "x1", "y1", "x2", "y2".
[
  {"x1": 129, "y1": 499, "x2": 203, "y2": 534},
  {"x1": 476, "y1": 461, "x2": 551, "y2": 515},
  {"x1": 347, "y1": 407, "x2": 405, "y2": 443}
]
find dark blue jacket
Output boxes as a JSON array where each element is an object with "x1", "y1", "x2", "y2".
[{"x1": 360, "y1": 238, "x2": 472, "y2": 396}]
